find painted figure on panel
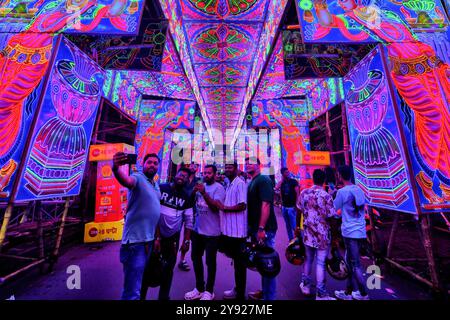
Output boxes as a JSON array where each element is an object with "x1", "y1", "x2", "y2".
[
  {"x1": 312, "y1": 0, "x2": 450, "y2": 203},
  {"x1": 0, "y1": 0, "x2": 136, "y2": 195}
]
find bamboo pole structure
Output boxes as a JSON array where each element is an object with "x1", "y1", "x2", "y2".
[
  {"x1": 0, "y1": 203, "x2": 13, "y2": 250},
  {"x1": 419, "y1": 214, "x2": 441, "y2": 292},
  {"x1": 51, "y1": 198, "x2": 70, "y2": 261},
  {"x1": 340, "y1": 103, "x2": 350, "y2": 166},
  {"x1": 386, "y1": 211, "x2": 399, "y2": 259},
  {"x1": 367, "y1": 206, "x2": 379, "y2": 264}
]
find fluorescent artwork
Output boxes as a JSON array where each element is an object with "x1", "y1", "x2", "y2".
[
  {"x1": 0, "y1": 0, "x2": 145, "y2": 35},
  {"x1": 297, "y1": 0, "x2": 448, "y2": 43},
  {"x1": 252, "y1": 100, "x2": 309, "y2": 179},
  {"x1": 135, "y1": 100, "x2": 195, "y2": 171},
  {"x1": 66, "y1": 19, "x2": 168, "y2": 71},
  {"x1": 160, "y1": 0, "x2": 288, "y2": 146},
  {"x1": 307, "y1": 77, "x2": 344, "y2": 121},
  {"x1": 344, "y1": 45, "x2": 416, "y2": 213},
  {"x1": 102, "y1": 70, "x2": 142, "y2": 120},
  {"x1": 0, "y1": 34, "x2": 51, "y2": 201},
  {"x1": 15, "y1": 37, "x2": 105, "y2": 201}
]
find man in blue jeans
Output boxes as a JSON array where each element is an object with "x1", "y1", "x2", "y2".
[
  {"x1": 113, "y1": 152, "x2": 161, "y2": 300},
  {"x1": 276, "y1": 168, "x2": 299, "y2": 242},
  {"x1": 297, "y1": 169, "x2": 336, "y2": 300},
  {"x1": 245, "y1": 157, "x2": 278, "y2": 301},
  {"x1": 333, "y1": 165, "x2": 369, "y2": 300}
]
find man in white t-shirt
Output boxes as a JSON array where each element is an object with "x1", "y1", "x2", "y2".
[{"x1": 217, "y1": 162, "x2": 248, "y2": 300}]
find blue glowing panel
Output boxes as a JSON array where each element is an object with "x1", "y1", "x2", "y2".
[
  {"x1": 0, "y1": 34, "x2": 55, "y2": 202},
  {"x1": 343, "y1": 45, "x2": 416, "y2": 214},
  {"x1": 296, "y1": 0, "x2": 447, "y2": 43},
  {"x1": 0, "y1": 1, "x2": 145, "y2": 35},
  {"x1": 15, "y1": 36, "x2": 105, "y2": 201},
  {"x1": 102, "y1": 70, "x2": 142, "y2": 120}
]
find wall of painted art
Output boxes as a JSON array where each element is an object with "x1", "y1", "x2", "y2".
[
  {"x1": 135, "y1": 99, "x2": 195, "y2": 174},
  {"x1": 343, "y1": 45, "x2": 416, "y2": 214},
  {"x1": 393, "y1": 56, "x2": 450, "y2": 213},
  {"x1": 252, "y1": 99, "x2": 310, "y2": 180},
  {"x1": 0, "y1": 34, "x2": 56, "y2": 202},
  {"x1": 0, "y1": 0, "x2": 145, "y2": 35},
  {"x1": 296, "y1": 0, "x2": 448, "y2": 43},
  {"x1": 102, "y1": 70, "x2": 142, "y2": 120},
  {"x1": 14, "y1": 36, "x2": 105, "y2": 201},
  {"x1": 307, "y1": 77, "x2": 345, "y2": 121}
]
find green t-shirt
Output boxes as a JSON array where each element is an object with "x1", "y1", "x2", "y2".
[{"x1": 247, "y1": 174, "x2": 277, "y2": 234}]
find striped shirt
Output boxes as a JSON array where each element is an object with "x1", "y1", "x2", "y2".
[
  {"x1": 159, "y1": 183, "x2": 194, "y2": 238},
  {"x1": 221, "y1": 176, "x2": 248, "y2": 238}
]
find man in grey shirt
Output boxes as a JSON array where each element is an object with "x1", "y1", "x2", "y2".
[
  {"x1": 113, "y1": 152, "x2": 161, "y2": 300},
  {"x1": 184, "y1": 164, "x2": 225, "y2": 301}
]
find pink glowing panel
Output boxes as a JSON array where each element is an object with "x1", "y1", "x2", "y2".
[
  {"x1": 202, "y1": 87, "x2": 246, "y2": 104},
  {"x1": 187, "y1": 23, "x2": 261, "y2": 64},
  {"x1": 196, "y1": 64, "x2": 251, "y2": 87},
  {"x1": 181, "y1": 0, "x2": 268, "y2": 21}
]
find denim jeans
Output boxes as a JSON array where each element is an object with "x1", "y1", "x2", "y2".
[
  {"x1": 191, "y1": 231, "x2": 219, "y2": 293},
  {"x1": 343, "y1": 237, "x2": 367, "y2": 295},
  {"x1": 120, "y1": 241, "x2": 153, "y2": 300},
  {"x1": 281, "y1": 206, "x2": 296, "y2": 241},
  {"x1": 158, "y1": 232, "x2": 180, "y2": 300},
  {"x1": 253, "y1": 231, "x2": 277, "y2": 300},
  {"x1": 302, "y1": 244, "x2": 329, "y2": 296},
  {"x1": 221, "y1": 236, "x2": 247, "y2": 300}
]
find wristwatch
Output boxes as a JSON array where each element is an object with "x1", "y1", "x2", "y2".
[
  {"x1": 258, "y1": 226, "x2": 265, "y2": 232},
  {"x1": 184, "y1": 240, "x2": 191, "y2": 245}
]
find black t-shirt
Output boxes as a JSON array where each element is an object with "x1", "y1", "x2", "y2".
[
  {"x1": 247, "y1": 174, "x2": 277, "y2": 234},
  {"x1": 280, "y1": 178, "x2": 298, "y2": 207}
]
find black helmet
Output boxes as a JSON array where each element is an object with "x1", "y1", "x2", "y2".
[
  {"x1": 326, "y1": 247, "x2": 349, "y2": 280},
  {"x1": 254, "y1": 246, "x2": 281, "y2": 278},
  {"x1": 285, "y1": 237, "x2": 306, "y2": 265},
  {"x1": 142, "y1": 251, "x2": 168, "y2": 288},
  {"x1": 241, "y1": 240, "x2": 258, "y2": 271}
]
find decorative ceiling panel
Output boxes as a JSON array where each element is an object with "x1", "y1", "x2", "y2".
[
  {"x1": 187, "y1": 23, "x2": 261, "y2": 64},
  {"x1": 181, "y1": 0, "x2": 268, "y2": 21},
  {"x1": 196, "y1": 64, "x2": 251, "y2": 87}
]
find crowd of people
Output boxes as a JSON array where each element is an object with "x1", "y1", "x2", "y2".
[{"x1": 112, "y1": 152, "x2": 369, "y2": 301}]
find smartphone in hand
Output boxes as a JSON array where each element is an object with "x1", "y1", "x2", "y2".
[{"x1": 126, "y1": 154, "x2": 137, "y2": 164}]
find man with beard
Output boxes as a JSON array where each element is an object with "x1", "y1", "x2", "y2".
[
  {"x1": 113, "y1": 152, "x2": 161, "y2": 300},
  {"x1": 146, "y1": 167, "x2": 194, "y2": 300}
]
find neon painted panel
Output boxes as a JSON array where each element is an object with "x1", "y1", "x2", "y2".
[
  {"x1": 393, "y1": 57, "x2": 450, "y2": 213},
  {"x1": 15, "y1": 36, "x2": 105, "y2": 201},
  {"x1": 296, "y1": 0, "x2": 448, "y2": 44},
  {"x1": 181, "y1": 0, "x2": 268, "y2": 21},
  {"x1": 283, "y1": 30, "x2": 376, "y2": 79},
  {"x1": 187, "y1": 23, "x2": 261, "y2": 64},
  {"x1": 0, "y1": 34, "x2": 55, "y2": 201},
  {"x1": 0, "y1": 1, "x2": 146, "y2": 35},
  {"x1": 102, "y1": 70, "x2": 142, "y2": 120},
  {"x1": 343, "y1": 45, "x2": 416, "y2": 214},
  {"x1": 252, "y1": 100, "x2": 309, "y2": 179},
  {"x1": 135, "y1": 100, "x2": 195, "y2": 171},
  {"x1": 307, "y1": 78, "x2": 345, "y2": 121}
]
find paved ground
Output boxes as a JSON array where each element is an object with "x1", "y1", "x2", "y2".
[{"x1": 1, "y1": 208, "x2": 433, "y2": 300}]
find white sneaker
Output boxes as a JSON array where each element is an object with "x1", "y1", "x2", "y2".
[
  {"x1": 223, "y1": 288, "x2": 237, "y2": 299},
  {"x1": 316, "y1": 294, "x2": 337, "y2": 300},
  {"x1": 200, "y1": 291, "x2": 215, "y2": 300},
  {"x1": 352, "y1": 291, "x2": 370, "y2": 300},
  {"x1": 184, "y1": 288, "x2": 203, "y2": 300},
  {"x1": 299, "y1": 282, "x2": 311, "y2": 296},
  {"x1": 334, "y1": 290, "x2": 353, "y2": 300}
]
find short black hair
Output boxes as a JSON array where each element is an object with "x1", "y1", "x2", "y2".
[
  {"x1": 281, "y1": 167, "x2": 289, "y2": 174},
  {"x1": 313, "y1": 169, "x2": 326, "y2": 185},
  {"x1": 143, "y1": 153, "x2": 160, "y2": 164},
  {"x1": 245, "y1": 157, "x2": 260, "y2": 165},
  {"x1": 177, "y1": 167, "x2": 191, "y2": 176},
  {"x1": 225, "y1": 162, "x2": 238, "y2": 169},
  {"x1": 204, "y1": 164, "x2": 217, "y2": 174},
  {"x1": 338, "y1": 165, "x2": 353, "y2": 181}
]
